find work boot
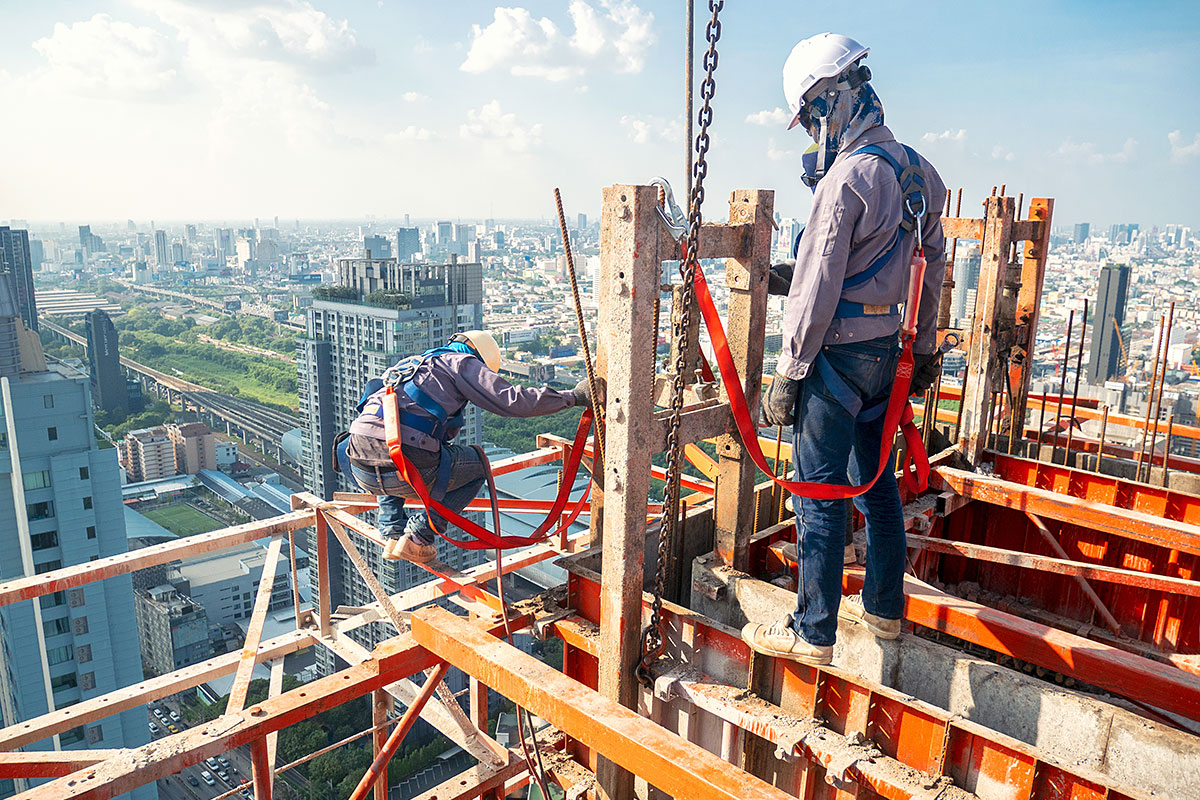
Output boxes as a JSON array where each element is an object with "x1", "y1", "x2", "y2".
[
  {"x1": 740, "y1": 615, "x2": 833, "y2": 666},
  {"x1": 838, "y1": 594, "x2": 900, "y2": 639},
  {"x1": 780, "y1": 541, "x2": 857, "y2": 565},
  {"x1": 384, "y1": 533, "x2": 436, "y2": 564}
]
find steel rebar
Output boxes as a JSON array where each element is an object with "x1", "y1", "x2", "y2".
[
  {"x1": 1137, "y1": 314, "x2": 1166, "y2": 481},
  {"x1": 1052, "y1": 310, "x2": 1075, "y2": 465},
  {"x1": 1145, "y1": 301, "x2": 1176, "y2": 482},
  {"x1": 1064, "y1": 299, "x2": 1089, "y2": 465},
  {"x1": 1095, "y1": 404, "x2": 1109, "y2": 474},
  {"x1": 1162, "y1": 414, "x2": 1175, "y2": 487}
]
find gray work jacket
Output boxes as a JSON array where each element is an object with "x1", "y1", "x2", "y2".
[
  {"x1": 776, "y1": 125, "x2": 947, "y2": 380},
  {"x1": 349, "y1": 352, "x2": 576, "y2": 453}
]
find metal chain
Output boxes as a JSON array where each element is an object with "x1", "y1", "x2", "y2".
[{"x1": 637, "y1": 0, "x2": 723, "y2": 688}]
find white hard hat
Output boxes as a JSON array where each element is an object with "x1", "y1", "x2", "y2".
[
  {"x1": 453, "y1": 330, "x2": 501, "y2": 372},
  {"x1": 782, "y1": 33, "x2": 870, "y2": 130}
]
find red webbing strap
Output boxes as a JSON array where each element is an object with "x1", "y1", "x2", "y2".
[
  {"x1": 691, "y1": 264, "x2": 928, "y2": 498},
  {"x1": 384, "y1": 391, "x2": 595, "y2": 550}
]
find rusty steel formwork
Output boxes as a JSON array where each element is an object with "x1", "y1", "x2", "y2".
[{"x1": 3, "y1": 185, "x2": 1200, "y2": 800}]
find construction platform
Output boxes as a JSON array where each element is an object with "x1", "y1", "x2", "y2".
[{"x1": 3, "y1": 185, "x2": 1199, "y2": 800}]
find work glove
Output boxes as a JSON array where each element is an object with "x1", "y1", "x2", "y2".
[
  {"x1": 910, "y1": 352, "x2": 942, "y2": 396},
  {"x1": 762, "y1": 373, "x2": 800, "y2": 427},
  {"x1": 572, "y1": 377, "x2": 606, "y2": 409},
  {"x1": 768, "y1": 261, "x2": 795, "y2": 296}
]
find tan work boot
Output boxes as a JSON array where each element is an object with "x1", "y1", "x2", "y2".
[
  {"x1": 838, "y1": 593, "x2": 900, "y2": 639},
  {"x1": 741, "y1": 616, "x2": 833, "y2": 665},
  {"x1": 384, "y1": 534, "x2": 436, "y2": 564}
]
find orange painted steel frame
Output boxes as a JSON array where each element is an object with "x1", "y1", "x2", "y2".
[
  {"x1": 933, "y1": 454, "x2": 1200, "y2": 654},
  {"x1": 553, "y1": 558, "x2": 1145, "y2": 800}
]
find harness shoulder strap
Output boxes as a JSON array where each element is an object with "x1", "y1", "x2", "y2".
[{"x1": 839, "y1": 144, "x2": 927, "y2": 292}]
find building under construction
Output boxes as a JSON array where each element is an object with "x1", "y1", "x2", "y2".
[{"x1": 4, "y1": 13, "x2": 1200, "y2": 800}]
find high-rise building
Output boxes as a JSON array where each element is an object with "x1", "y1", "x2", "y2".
[
  {"x1": 0, "y1": 275, "x2": 151, "y2": 799},
  {"x1": 153, "y1": 229, "x2": 169, "y2": 267},
  {"x1": 133, "y1": 585, "x2": 210, "y2": 677},
  {"x1": 436, "y1": 221, "x2": 453, "y2": 250},
  {"x1": 185, "y1": 224, "x2": 197, "y2": 243},
  {"x1": 950, "y1": 250, "x2": 982, "y2": 326},
  {"x1": 453, "y1": 223, "x2": 476, "y2": 257},
  {"x1": 165, "y1": 422, "x2": 216, "y2": 474},
  {"x1": 29, "y1": 240, "x2": 43, "y2": 270},
  {"x1": 84, "y1": 310, "x2": 129, "y2": 415},
  {"x1": 118, "y1": 427, "x2": 176, "y2": 482},
  {"x1": 0, "y1": 227, "x2": 36, "y2": 332},
  {"x1": 363, "y1": 235, "x2": 391, "y2": 259},
  {"x1": 578, "y1": 213, "x2": 587, "y2": 230},
  {"x1": 1073, "y1": 223, "x2": 1090, "y2": 243},
  {"x1": 214, "y1": 229, "x2": 234, "y2": 265},
  {"x1": 1087, "y1": 264, "x2": 1132, "y2": 385},
  {"x1": 298, "y1": 259, "x2": 487, "y2": 665},
  {"x1": 395, "y1": 227, "x2": 421, "y2": 262},
  {"x1": 77, "y1": 225, "x2": 104, "y2": 259}
]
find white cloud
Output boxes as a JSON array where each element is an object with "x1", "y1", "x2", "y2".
[
  {"x1": 921, "y1": 129, "x2": 967, "y2": 145},
  {"x1": 30, "y1": 14, "x2": 183, "y2": 100},
  {"x1": 1168, "y1": 130, "x2": 1200, "y2": 163},
  {"x1": 401, "y1": 91, "x2": 429, "y2": 102},
  {"x1": 1055, "y1": 137, "x2": 1137, "y2": 164},
  {"x1": 990, "y1": 145, "x2": 1016, "y2": 162},
  {"x1": 386, "y1": 125, "x2": 433, "y2": 142},
  {"x1": 619, "y1": 114, "x2": 681, "y2": 145},
  {"x1": 461, "y1": 1, "x2": 656, "y2": 82},
  {"x1": 767, "y1": 139, "x2": 798, "y2": 162},
  {"x1": 460, "y1": 101, "x2": 543, "y2": 152},
  {"x1": 131, "y1": 0, "x2": 374, "y2": 70},
  {"x1": 745, "y1": 107, "x2": 791, "y2": 127}
]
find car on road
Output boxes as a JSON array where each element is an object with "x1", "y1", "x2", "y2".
[
  {"x1": 205, "y1": 757, "x2": 220, "y2": 771},
  {"x1": 187, "y1": 775, "x2": 199, "y2": 787},
  {"x1": 152, "y1": 708, "x2": 165, "y2": 719},
  {"x1": 217, "y1": 770, "x2": 229, "y2": 783},
  {"x1": 218, "y1": 756, "x2": 229, "y2": 768},
  {"x1": 148, "y1": 722, "x2": 159, "y2": 735},
  {"x1": 200, "y1": 770, "x2": 215, "y2": 786},
  {"x1": 169, "y1": 711, "x2": 180, "y2": 723},
  {"x1": 240, "y1": 790, "x2": 251, "y2": 799},
  {"x1": 167, "y1": 724, "x2": 179, "y2": 734}
]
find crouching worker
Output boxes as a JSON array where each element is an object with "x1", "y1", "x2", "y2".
[{"x1": 337, "y1": 330, "x2": 603, "y2": 564}]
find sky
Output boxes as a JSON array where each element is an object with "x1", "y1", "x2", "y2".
[{"x1": 1, "y1": 0, "x2": 1198, "y2": 229}]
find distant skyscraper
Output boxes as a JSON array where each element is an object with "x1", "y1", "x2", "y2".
[
  {"x1": 29, "y1": 240, "x2": 43, "y2": 270},
  {"x1": 185, "y1": 224, "x2": 197, "y2": 243},
  {"x1": 1109, "y1": 223, "x2": 1138, "y2": 246},
  {"x1": 1073, "y1": 223, "x2": 1090, "y2": 243},
  {"x1": 214, "y1": 229, "x2": 233, "y2": 264},
  {"x1": 950, "y1": 251, "x2": 982, "y2": 326},
  {"x1": 436, "y1": 221, "x2": 453, "y2": 249},
  {"x1": 577, "y1": 213, "x2": 587, "y2": 230},
  {"x1": 363, "y1": 234, "x2": 391, "y2": 259},
  {"x1": 84, "y1": 310, "x2": 129, "y2": 415},
  {"x1": 395, "y1": 227, "x2": 421, "y2": 262},
  {"x1": 1088, "y1": 264, "x2": 1132, "y2": 385},
  {"x1": 0, "y1": 227, "x2": 36, "y2": 332},
  {"x1": 453, "y1": 223, "x2": 476, "y2": 257},
  {"x1": 77, "y1": 225, "x2": 103, "y2": 259},
  {"x1": 153, "y1": 230, "x2": 169, "y2": 267},
  {"x1": 298, "y1": 259, "x2": 486, "y2": 667},
  {"x1": 0, "y1": 276, "x2": 151, "y2": 799}
]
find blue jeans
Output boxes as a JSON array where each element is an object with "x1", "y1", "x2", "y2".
[
  {"x1": 790, "y1": 336, "x2": 906, "y2": 647},
  {"x1": 348, "y1": 443, "x2": 487, "y2": 545}
]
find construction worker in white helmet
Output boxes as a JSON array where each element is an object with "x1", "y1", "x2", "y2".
[
  {"x1": 337, "y1": 330, "x2": 604, "y2": 563},
  {"x1": 742, "y1": 34, "x2": 947, "y2": 664}
]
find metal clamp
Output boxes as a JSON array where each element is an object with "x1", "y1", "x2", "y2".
[{"x1": 650, "y1": 176, "x2": 688, "y2": 241}]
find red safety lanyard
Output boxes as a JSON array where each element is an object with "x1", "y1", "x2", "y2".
[
  {"x1": 384, "y1": 391, "x2": 595, "y2": 550},
  {"x1": 690, "y1": 246, "x2": 929, "y2": 499}
]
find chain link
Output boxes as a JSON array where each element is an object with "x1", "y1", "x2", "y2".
[{"x1": 637, "y1": 0, "x2": 723, "y2": 689}]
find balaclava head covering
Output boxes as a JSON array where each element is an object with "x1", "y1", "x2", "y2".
[{"x1": 800, "y1": 77, "x2": 884, "y2": 187}]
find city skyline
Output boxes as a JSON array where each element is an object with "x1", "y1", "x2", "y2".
[{"x1": 0, "y1": 1, "x2": 1197, "y2": 227}]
